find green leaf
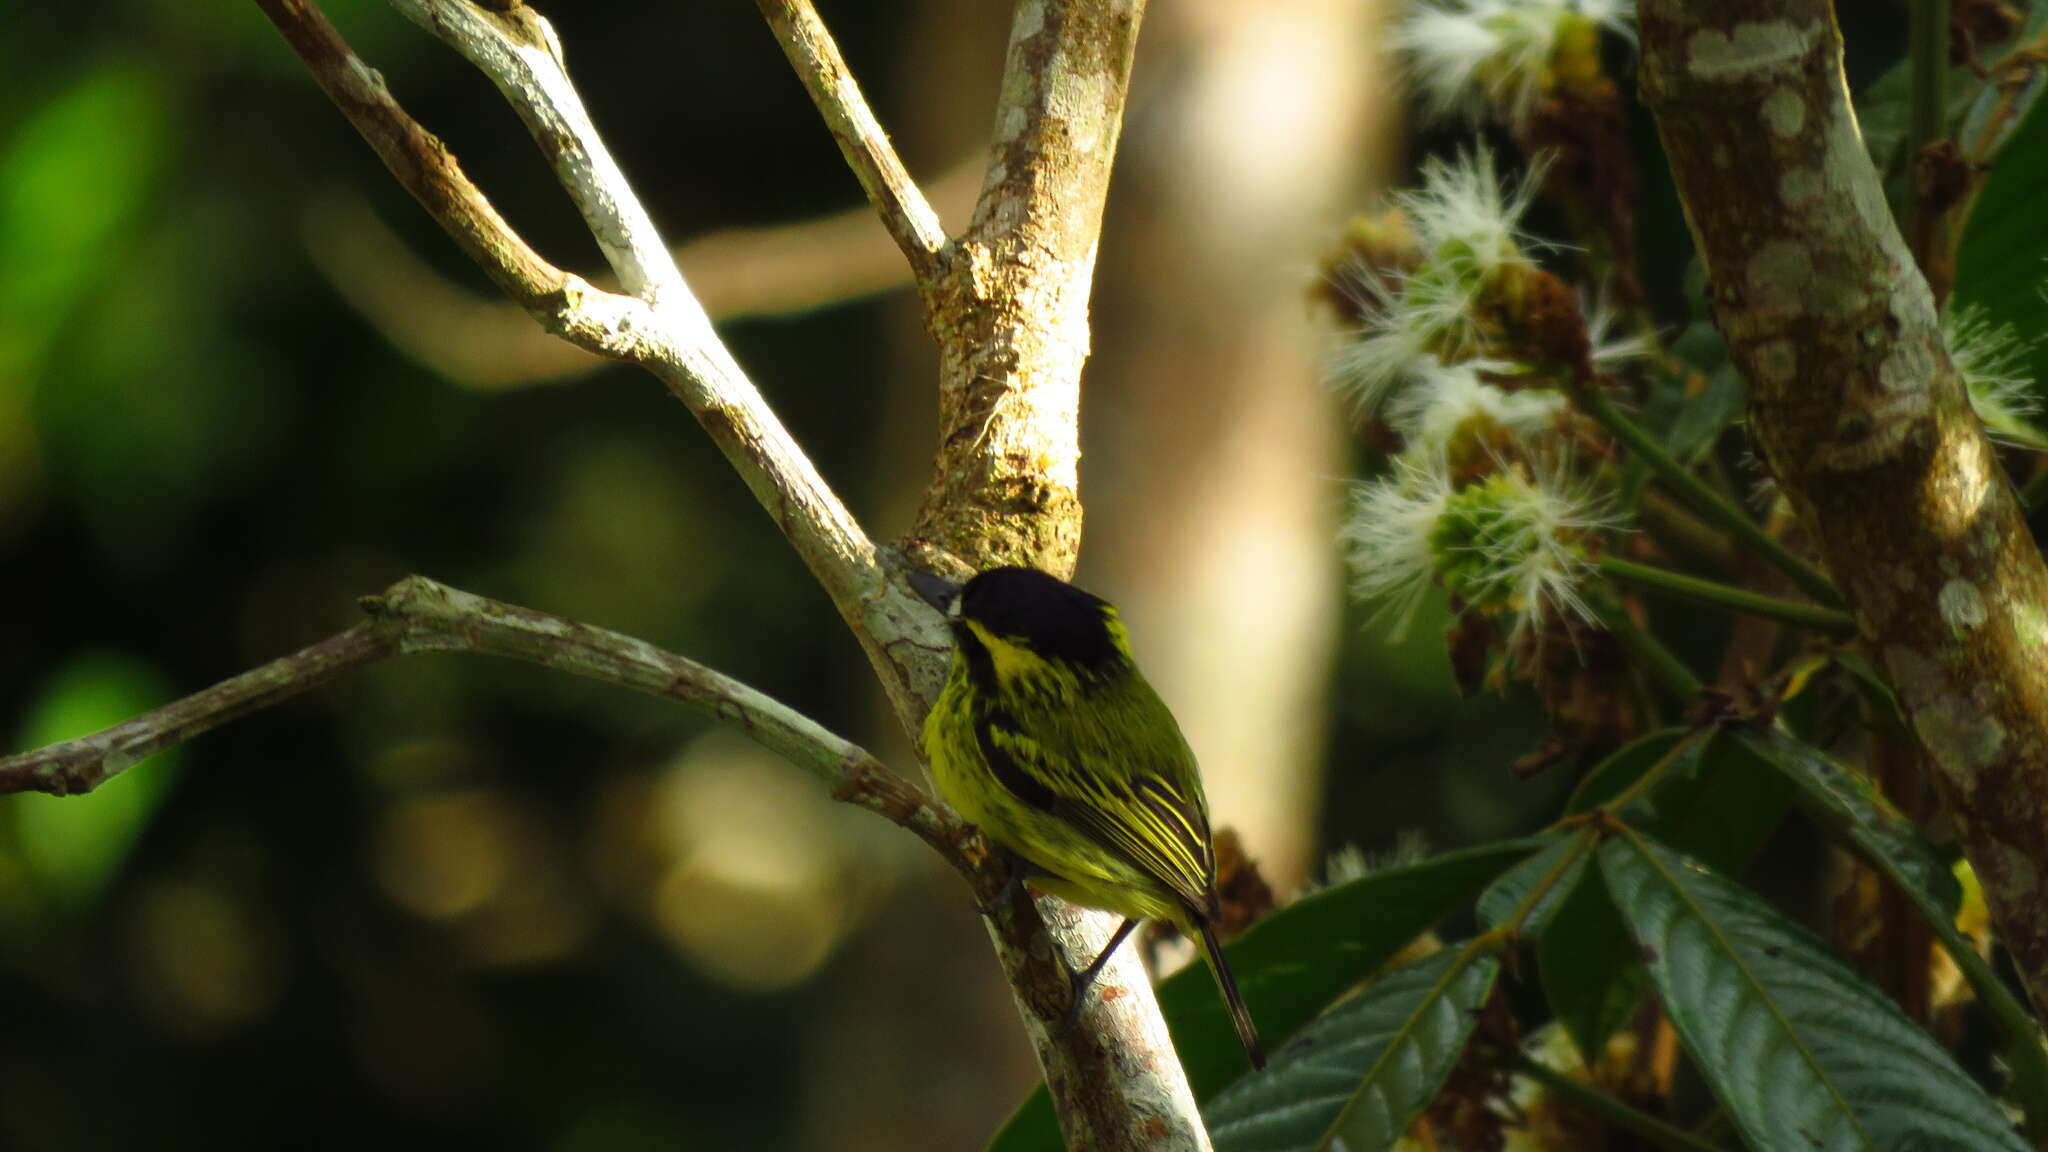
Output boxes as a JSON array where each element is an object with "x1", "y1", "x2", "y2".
[
  {"x1": 986, "y1": 839, "x2": 1543, "y2": 1152},
  {"x1": 1545, "y1": 729, "x2": 1793, "y2": 1064},
  {"x1": 1955, "y1": 26, "x2": 2048, "y2": 400},
  {"x1": 1601, "y1": 834, "x2": 2028, "y2": 1152},
  {"x1": 7, "y1": 653, "x2": 179, "y2": 906},
  {"x1": 1537, "y1": 868, "x2": 1645, "y2": 1066},
  {"x1": 1204, "y1": 947, "x2": 1500, "y2": 1152},
  {"x1": 1477, "y1": 828, "x2": 1593, "y2": 939},
  {"x1": 1733, "y1": 729, "x2": 1956, "y2": 919},
  {"x1": 1732, "y1": 727, "x2": 2048, "y2": 1128},
  {"x1": 1564, "y1": 727, "x2": 1692, "y2": 815}
]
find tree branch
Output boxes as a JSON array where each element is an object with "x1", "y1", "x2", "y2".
[
  {"x1": 257, "y1": 0, "x2": 892, "y2": 682},
  {"x1": 912, "y1": 0, "x2": 1145, "y2": 572},
  {"x1": 301, "y1": 160, "x2": 983, "y2": 390},
  {"x1": 2, "y1": 625, "x2": 397, "y2": 797},
  {"x1": 1639, "y1": 0, "x2": 2048, "y2": 1025},
  {"x1": 261, "y1": 1, "x2": 1203, "y2": 1145},
  {"x1": 1, "y1": 576, "x2": 962, "y2": 862},
  {"x1": 755, "y1": 0, "x2": 948, "y2": 282}
]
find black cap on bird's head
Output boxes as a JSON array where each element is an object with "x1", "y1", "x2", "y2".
[{"x1": 911, "y1": 566, "x2": 1123, "y2": 671}]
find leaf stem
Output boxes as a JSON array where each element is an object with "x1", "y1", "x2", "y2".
[
  {"x1": 1506, "y1": 1051, "x2": 1727, "y2": 1152},
  {"x1": 1909, "y1": 0, "x2": 1949, "y2": 169},
  {"x1": 1597, "y1": 555, "x2": 1856, "y2": 636},
  {"x1": 1572, "y1": 384, "x2": 1844, "y2": 608},
  {"x1": 1588, "y1": 588, "x2": 1704, "y2": 701}
]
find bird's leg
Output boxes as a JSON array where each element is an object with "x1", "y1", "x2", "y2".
[
  {"x1": 1061, "y1": 917, "x2": 1141, "y2": 1030},
  {"x1": 973, "y1": 847, "x2": 1035, "y2": 917}
]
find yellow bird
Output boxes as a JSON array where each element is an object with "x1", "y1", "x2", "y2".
[{"x1": 913, "y1": 566, "x2": 1265, "y2": 1070}]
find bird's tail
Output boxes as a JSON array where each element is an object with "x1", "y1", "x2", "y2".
[{"x1": 1197, "y1": 919, "x2": 1266, "y2": 1071}]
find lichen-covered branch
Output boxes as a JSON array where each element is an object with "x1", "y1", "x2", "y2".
[
  {"x1": 1, "y1": 625, "x2": 398, "y2": 797},
  {"x1": 2, "y1": 577, "x2": 960, "y2": 860},
  {"x1": 912, "y1": 0, "x2": 1145, "y2": 573},
  {"x1": 1638, "y1": 0, "x2": 2048, "y2": 1022},
  {"x1": 755, "y1": 0, "x2": 948, "y2": 282}
]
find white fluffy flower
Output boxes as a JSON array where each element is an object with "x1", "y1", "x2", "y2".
[
  {"x1": 1387, "y1": 356, "x2": 1567, "y2": 453},
  {"x1": 1946, "y1": 304, "x2": 2045, "y2": 448},
  {"x1": 1328, "y1": 147, "x2": 1542, "y2": 406},
  {"x1": 1394, "y1": 0, "x2": 1636, "y2": 124},
  {"x1": 1582, "y1": 288, "x2": 1654, "y2": 369},
  {"x1": 1430, "y1": 465, "x2": 1611, "y2": 640},
  {"x1": 1398, "y1": 146, "x2": 1545, "y2": 277},
  {"x1": 1341, "y1": 455, "x2": 1460, "y2": 639}
]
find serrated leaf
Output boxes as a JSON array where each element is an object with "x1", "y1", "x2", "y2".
[
  {"x1": 1601, "y1": 834, "x2": 2028, "y2": 1152},
  {"x1": 1478, "y1": 829, "x2": 1594, "y2": 939},
  {"x1": 1204, "y1": 947, "x2": 1499, "y2": 1152},
  {"x1": 987, "y1": 840, "x2": 1542, "y2": 1152}
]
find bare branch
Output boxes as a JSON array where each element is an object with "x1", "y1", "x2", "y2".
[
  {"x1": 261, "y1": 0, "x2": 885, "y2": 638},
  {"x1": 2, "y1": 577, "x2": 962, "y2": 862},
  {"x1": 302, "y1": 159, "x2": 983, "y2": 390},
  {"x1": 261, "y1": 1, "x2": 1201, "y2": 1144},
  {"x1": 1639, "y1": 0, "x2": 2048, "y2": 1024},
  {"x1": 387, "y1": 0, "x2": 680, "y2": 302},
  {"x1": 3, "y1": 625, "x2": 398, "y2": 797},
  {"x1": 756, "y1": 0, "x2": 949, "y2": 281},
  {"x1": 253, "y1": 0, "x2": 655, "y2": 360}
]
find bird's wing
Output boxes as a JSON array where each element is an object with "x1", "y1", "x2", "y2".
[{"x1": 977, "y1": 684, "x2": 1215, "y2": 914}]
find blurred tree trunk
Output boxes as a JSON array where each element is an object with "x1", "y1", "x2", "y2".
[
  {"x1": 1086, "y1": 0, "x2": 1387, "y2": 893},
  {"x1": 805, "y1": 2, "x2": 1391, "y2": 1147}
]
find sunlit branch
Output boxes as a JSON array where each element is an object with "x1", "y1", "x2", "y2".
[
  {"x1": 0, "y1": 576, "x2": 962, "y2": 862},
  {"x1": 756, "y1": 0, "x2": 949, "y2": 281}
]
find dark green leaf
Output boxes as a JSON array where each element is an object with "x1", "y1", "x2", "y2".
[
  {"x1": 1955, "y1": 19, "x2": 2048, "y2": 400},
  {"x1": 1564, "y1": 728, "x2": 1692, "y2": 815},
  {"x1": 1601, "y1": 835, "x2": 2027, "y2": 1152},
  {"x1": 1546, "y1": 728, "x2": 1792, "y2": 1064},
  {"x1": 1537, "y1": 869, "x2": 1645, "y2": 1065},
  {"x1": 987, "y1": 840, "x2": 1542, "y2": 1152},
  {"x1": 1733, "y1": 729, "x2": 1955, "y2": 918},
  {"x1": 1204, "y1": 947, "x2": 1499, "y2": 1152},
  {"x1": 1478, "y1": 829, "x2": 1594, "y2": 940},
  {"x1": 1732, "y1": 728, "x2": 2048, "y2": 1125}
]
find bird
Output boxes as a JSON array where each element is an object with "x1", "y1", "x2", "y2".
[{"x1": 911, "y1": 565, "x2": 1265, "y2": 1070}]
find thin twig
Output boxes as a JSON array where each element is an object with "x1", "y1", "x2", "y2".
[
  {"x1": 303, "y1": 161, "x2": 982, "y2": 389},
  {"x1": 253, "y1": 0, "x2": 650, "y2": 357},
  {"x1": 386, "y1": 0, "x2": 684, "y2": 304},
  {"x1": 1, "y1": 625, "x2": 398, "y2": 797},
  {"x1": 755, "y1": 0, "x2": 948, "y2": 281},
  {"x1": 1, "y1": 576, "x2": 963, "y2": 863}
]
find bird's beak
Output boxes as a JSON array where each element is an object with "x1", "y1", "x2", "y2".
[{"x1": 908, "y1": 570, "x2": 962, "y2": 613}]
